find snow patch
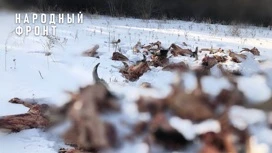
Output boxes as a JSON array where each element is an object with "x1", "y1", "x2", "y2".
[
  {"x1": 237, "y1": 75, "x2": 271, "y2": 103},
  {"x1": 229, "y1": 106, "x2": 266, "y2": 130}
]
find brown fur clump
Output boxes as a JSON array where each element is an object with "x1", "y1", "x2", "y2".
[
  {"x1": 141, "y1": 41, "x2": 162, "y2": 51},
  {"x1": 217, "y1": 64, "x2": 242, "y2": 76},
  {"x1": 229, "y1": 51, "x2": 247, "y2": 63},
  {"x1": 202, "y1": 55, "x2": 218, "y2": 69},
  {"x1": 112, "y1": 52, "x2": 129, "y2": 61},
  {"x1": 199, "y1": 132, "x2": 225, "y2": 153},
  {"x1": 149, "y1": 113, "x2": 190, "y2": 149},
  {"x1": 164, "y1": 72, "x2": 214, "y2": 122},
  {"x1": 215, "y1": 88, "x2": 245, "y2": 106},
  {"x1": 169, "y1": 43, "x2": 193, "y2": 56},
  {"x1": 199, "y1": 128, "x2": 250, "y2": 153},
  {"x1": 150, "y1": 49, "x2": 169, "y2": 67},
  {"x1": 82, "y1": 44, "x2": 99, "y2": 57},
  {"x1": 61, "y1": 83, "x2": 119, "y2": 152},
  {"x1": 0, "y1": 98, "x2": 50, "y2": 132},
  {"x1": 241, "y1": 47, "x2": 260, "y2": 56},
  {"x1": 133, "y1": 69, "x2": 250, "y2": 151},
  {"x1": 199, "y1": 106, "x2": 250, "y2": 153},
  {"x1": 136, "y1": 96, "x2": 166, "y2": 116},
  {"x1": 133, "y1": 41, "x2": 142, "y2": 53},
  {"x1": 202, "y1": 55, "x2": 228, "y2": 69},
  {"x1": 167, "y1": 89, "x2": 214, "y2": 122},
  {"x1": 200, "y1": 48, "x2": 224, "y2": 54},
  {"x1": 57, "y1": 64, "x2": 120, "y2": 152},
  {"x1": 120, "y1": 56, "x2": 150, "y2": 81},
  {"x1": 214, "y1": 55, "x2": 228, "y2": 63},
  {"x1": 58, "y1": 148, "x2": 80, "y2": 153},
  {"x1": 162, "y1": 62, "x2": 189, "y2": 72},
  {"x1": 134, "y1": 96, "x2": 191, "y2": 148}
]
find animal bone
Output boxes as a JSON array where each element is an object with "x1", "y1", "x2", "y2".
[{"x1": 92, "y1": 63, "x2": 108, "y2": 87}]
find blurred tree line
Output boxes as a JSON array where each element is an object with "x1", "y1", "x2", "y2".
[{"x1": 1, "y1": 0, "x2": 272, "y2": 26}]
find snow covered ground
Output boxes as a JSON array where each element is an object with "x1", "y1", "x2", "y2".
[{"x1": 0, "y1": 11, "x2": 272, "y2": 153}]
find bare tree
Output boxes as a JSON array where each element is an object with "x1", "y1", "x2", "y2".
[
  {"x1": 37, "y1": 0, "x2": 48, "y2": 11},
  {"x1": 107, "y1": 0, "x2": 118, "y2": 16},
  {"x1": 107, "y1": 0, "x2": 127, "y2": 17},
  {"x1": 133, "y1": 0, "x2": 156, "y2": 19}
]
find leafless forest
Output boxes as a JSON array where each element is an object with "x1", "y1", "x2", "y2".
[{"x1": 1, "y1": 0, "x2": 272, "y2": 26}]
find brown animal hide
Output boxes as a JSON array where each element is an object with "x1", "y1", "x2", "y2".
[
  {"x1": 162, "y1": 62, "x2": 189, "y2": 72},
  {"x1": 141, "y1": 41, "x2": 161, "y2": 50},
  {"x1": 168, "y1": 91, "x2": 214, "y2": 122},
  {"x1": 0, "y1": 98, "x2": 50, "y2": 132},
  {"x1": 59, "y1": 148, "x2": 83, "y2": 153},
  {"x1": 214, "y1": 55, "x2": 228, "y2": 63},
  {"x1": 200, "y1": 48, "x2": 224, "y2": 54},
  {"x1": 62, "y1": 83, "x2": 119, "y2": 152},
  {"x1": 241, "y1": 47, "x2": 260, "y2": 56},
  {"x1": 120, "y1": 56, "x2": 150, "y2": 81},
  {"x1": 202, "y1": 55, "x2": 227, "y2": 69},
  {"x1": 169, "y1": 43, "x2": 193, "y2": 56},
  {"x1": 133, "y1": 41, "x2": 141, "y2": 53},
  {"x1": 133, "y1": 121, "x2": 148, "y2": 136},
  {"x1": 111, "y1": 52, "x2": 129, "y2": 61},
  {"x1": 215, "y1": 88, "x2": 245, "y2": 106},
  {"x1": 244, "y1": 97, "x2": 272, "y2": 112},
  {"x1": 165, "y1": 73, "x2": 214, "y2": 122},
  {"x1": 137, "y1": 96, "x2": 166, "y2": 116},
  {"x1": 217, "y1": 64, "x2": 242, "y2": 76},
  {"x1": 202, "y1": 55, "x2": 218, "y2": 69},
  {"x1": 199, "y1": 132, "x2": 225, "y2": 153},
  {"x1": 150, "y1": 50, "x2": 169, "y2": 67},
  {"x1": 200, "y1": 130, "x2": 250, "y2": 153},
  {"x1": 211, "y1": 48, "x2": 225, "y2": 54},
  {"x1": 229, "y1": 51, "x2": 247, "y2": 63},
  {"x1": 151, "y1": 41, "x2": 162, "y2": 48},
  {"x1": 198, "y1": 106, "x2": 249, "y2": 153},
  {"x1": 82, "y1": 44, "x2": 99, "y2": 57},
  {"x1": 149, "y1": 113, "x2": 190, "y2": 149}
]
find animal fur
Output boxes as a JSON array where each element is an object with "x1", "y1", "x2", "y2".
[{"x1": 169, "y1": 43, "x2": 193, "y2": 56}]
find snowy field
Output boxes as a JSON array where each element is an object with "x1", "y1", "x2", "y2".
[{"x1": 0, "y1": 11, "x2": 272, "y2": 153}]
